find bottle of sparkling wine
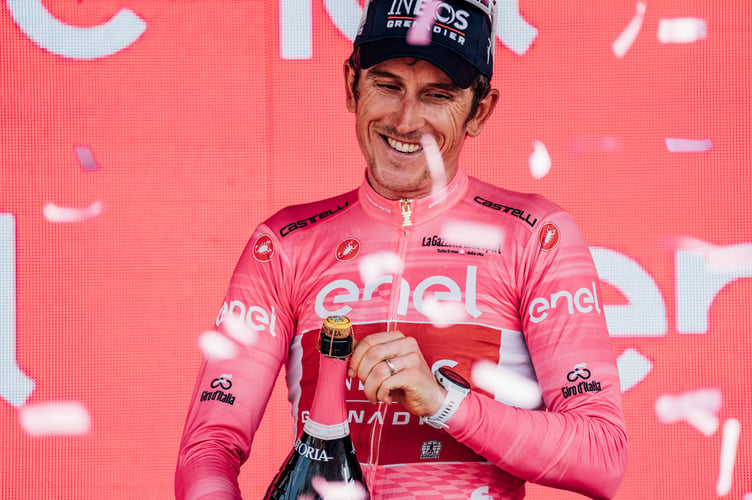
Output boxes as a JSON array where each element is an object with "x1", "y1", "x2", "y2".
[{"x1": 264, "y1": 316, "x2": 369, "y2": 500}]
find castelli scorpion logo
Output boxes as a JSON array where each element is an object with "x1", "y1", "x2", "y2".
[
  {"x1": 335, "y1": 238, "x2": 361, "y2": 262},
  {"x1": 253, "y1": 234, "x2": 275, "y2": 262},
  {"x1": 539, "y1": 223, "x2": 560, "y2": 251}
]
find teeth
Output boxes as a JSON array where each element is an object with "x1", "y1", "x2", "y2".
[{"x1": 387, "y1": 137, "x2": 422, "y2": 154}]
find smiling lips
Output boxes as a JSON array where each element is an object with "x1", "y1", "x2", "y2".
[{"x1": 386, "y1": 136, "x2": 423, "y2": 154}]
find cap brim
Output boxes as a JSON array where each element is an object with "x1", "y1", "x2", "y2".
[{"x1": 359, "y1": 39, "x2": 478, "y2": 89}]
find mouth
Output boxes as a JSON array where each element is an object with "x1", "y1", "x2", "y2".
[{"x1": 384, "y1": 135, "x2": 423, "y2": 154}]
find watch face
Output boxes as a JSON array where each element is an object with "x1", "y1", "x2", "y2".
[{"x1": 438, "y1": 366, "x2": 471, "y2": 390}]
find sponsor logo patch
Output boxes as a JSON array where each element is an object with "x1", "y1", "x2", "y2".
[
  {"x1": 561, "y1": 363, "x2": 602, "y2": 399},
  {"x1": 335, "y1": 238, "x2": 361, "y2": 261},
  {"x1": 420, "y1": 440, "x2": 443, "y2": 459},
  {"x1": 538, "y1": 222, "x2": 560, "y2": 251},
  {"x1": 201, "y1": 374, "x2": 236, "y2": 405},
  {"x1": 253, "y1": 234, "x2": 274, "y2": 262}
]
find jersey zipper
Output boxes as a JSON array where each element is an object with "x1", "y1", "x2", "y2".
[{"x1": 367, "y1": 198, "x2": 415, "y2": 481}]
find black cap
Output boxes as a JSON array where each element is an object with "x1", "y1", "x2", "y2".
[{"x1": 354, "y1": 0, "x2": 497, "y2": 88}]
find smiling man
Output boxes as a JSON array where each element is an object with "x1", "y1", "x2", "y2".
[{"x1": 176, "y1": 1, "x2": 628, "y2": 499}]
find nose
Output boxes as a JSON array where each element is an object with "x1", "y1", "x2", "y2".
[{"x1": 392, "y1": 95, "x2": 424, "y2": 135}]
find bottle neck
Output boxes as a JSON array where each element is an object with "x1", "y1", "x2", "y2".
[{"x1": 304, "y1": 354, "x2": 349, "y2": 438}]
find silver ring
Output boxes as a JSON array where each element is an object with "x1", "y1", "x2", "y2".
[{"x1": 384, "y1": 358, "x2": 397, "y2": 376}]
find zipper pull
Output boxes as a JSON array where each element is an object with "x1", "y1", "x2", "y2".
[{"x1": 400, "y1": 199, "x2": 413, "y2": 228}]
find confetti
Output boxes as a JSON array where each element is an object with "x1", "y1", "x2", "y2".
[
  {"x1": 19, "y1": 401, "x2": 91, "y2": 436},
  {"x1": 421, "y1": 296, "x2": 467, "y2": 328},
  {"x1": 406, "y1": 0, "x2": 439, "y2": 46},
  {"x1": 75, "y1": 145, "x2": 100, "y2": 171},
  {"x1": 613, "y1": 2, "x2": 647, "y2": 58},
  {"x1": 440, "y1": 220, "x2": 504, "y2": 254},
  {"x1": 420, "y1": 134, "x2": 447, "y2": 194},
  {"x1": 658, "y1": 18, "x2": 707, "y2": 44},
  {"x1": 311, "y1": 476, "x2": 369, "y2": 500},
  {"x1": 665, "y1": 138, "x2": 713, "y2": 153},
  {"x1": 616, "y1": 348, "x2": 653, "y2": 392},
  {"x1": 43, "y1": 200, "x2": 104, "y2": 223},
  {"x1": 676, "y1": 238, "x2": 752, "y2": 273},
  {"x1": 357, "y1": 251, "x2": 404, "y2": 283},
  {"x1": 221, "y1": 312, "x2": 258, "y2": 346},
  {"x1": 716, "y1": 418, "x2": 740, "y2": 496},
  {"x1": 471, "y1": 360, "x2": 543, "y2": 410},
  {"x1": 529, "y1": 140, "x2": 551, "y2": 179},
  {"x1": 198, "y1": 331, "x2": 238, "y2": 360},
  {"x1": 655, "y1": 388, "x2": 721, "y2": 436}
]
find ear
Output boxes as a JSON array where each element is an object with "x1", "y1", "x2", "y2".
[
  {"x1": 466, "y1": 88, "x2": 499, "y2": 137},
  {"x1": 343, "y1": 61, "x2": 357, "y2": 113}
]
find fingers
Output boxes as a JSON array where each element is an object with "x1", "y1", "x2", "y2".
[{"x1": 348, "y1": 330, "x2": 407, "y2": 380}]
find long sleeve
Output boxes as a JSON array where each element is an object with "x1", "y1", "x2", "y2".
[
  {"x1": 175, "y1": 227, "x2": 295, "y2": 500},
  {"x1": 445, "y1": 210, "x2": 628, "y2": 499}
]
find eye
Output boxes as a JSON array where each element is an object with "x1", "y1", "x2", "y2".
[{"x1": 376, "y1": 82, "x2": 401, "y2": 92}]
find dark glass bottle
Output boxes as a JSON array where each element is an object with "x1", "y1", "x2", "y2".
[{"x1": 264, "y1": 316, "x2": 369, "y2": 500}]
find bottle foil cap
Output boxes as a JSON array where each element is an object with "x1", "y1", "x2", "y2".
[{"x1": 319, "y1": 316, "x2": 353, "y2": 359}]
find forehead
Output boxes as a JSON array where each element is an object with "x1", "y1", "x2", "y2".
[{"x1": 364, "y1": 57, "x2": 458, "y2": 88}]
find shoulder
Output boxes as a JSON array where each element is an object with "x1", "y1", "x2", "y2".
[
  {"x1": 263, "y1": 189, "x2": 359, "y2": 240},
  {"x1": 465, "y1": 176, "x2": 565, "y2": 233}
]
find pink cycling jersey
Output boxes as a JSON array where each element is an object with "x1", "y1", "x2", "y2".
[{"x1": 176, "y1": 168, "x2": 628, "y2": 499}]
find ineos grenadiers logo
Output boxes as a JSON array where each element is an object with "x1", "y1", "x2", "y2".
[{"x1": 388, "y1": 0, "x2": 470, "y2": 31}]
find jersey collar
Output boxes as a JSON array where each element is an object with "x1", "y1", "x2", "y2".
[{"x1": 359, "y1": 168, "x2": 469, "y2": 227}]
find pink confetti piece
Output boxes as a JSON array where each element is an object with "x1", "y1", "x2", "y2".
[
  {"x1": 665, "y1": 138, "x2": 713, "y2": 152},
  {"x1": 75, "y1": 145, "x2": 100, "y2": 171},
  {"x1": 406, "y1": 0, "x2": 439, "y2": 46},
  {"x1": 198, "y1": 331, "x2": 238, "y2": 360},
  {"x1": 655, "y1": 388, "x2": 722, "y2": 436},
  {"x1": 658, "y1": 17, "x2": 707, "y2": 44},
  {"x1": 529, "y1": 140, "x2": 551, "y2": 179},
  {"x1": 19, "y1": 401, "x2": 91, "y2": 436},
  {"x1": 717, "y1": 418, "x2": 740, "y2": 496},
  {"x1": 471, "y1": 360, "x2": 543, "y2": 410},
  {"x1": 420, "y1": 134, "x2": 446, "y2": 194},
  {"x1": 311, "y1": 476, "x2": 369, "y2": 500},
  {"x1": 612, "y1": 2, "x2": 647, "y2": 58},
  {"x1": 43, "y1": 200, "x2": 103, "y2": 223}
]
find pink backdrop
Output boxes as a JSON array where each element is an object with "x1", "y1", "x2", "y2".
[{"x1": 1, "y1": 1, "x2": 750, "y2": 498}]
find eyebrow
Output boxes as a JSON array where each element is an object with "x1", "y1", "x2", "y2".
[{"x1": 365, "y1": 68, "x2": 460, "y2": 93}]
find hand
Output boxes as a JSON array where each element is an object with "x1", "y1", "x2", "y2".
[{"x1": 347, "y1": 330, "x2": 446, "y2": 417}]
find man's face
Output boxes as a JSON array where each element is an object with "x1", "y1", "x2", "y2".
[{"x1": 344, "y1": 57, "x2": 497, "y2": 200}]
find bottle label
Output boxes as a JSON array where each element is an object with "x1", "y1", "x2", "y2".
[{"x1": 303, "y1": 419, "x2": 350, "y2": 440}]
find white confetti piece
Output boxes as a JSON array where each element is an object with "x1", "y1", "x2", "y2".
[
  {"x1": 613, "y1": 1, "x2": 647, "y2": 58},
  {"x1": 676, "y1": 238, "x2": 752, "y2": 273},
  {"x1": 312, "y1": 476, "x2": 369, "y2": 500},
  {"x1": 529, "y1": 140, "x2": 551, "y2": 179},
  {"x1": 665, "y1": 138, "x2": 713, "y2": 152},
  {"x1": 44, "y1": 200, "x2": 104, "y2": 223},
  {"x1": 655, "y1": 388, "x2": 722, "y2": 436},
  {"x1": 471, "y1": 360, "x2": 543, "y2": 410},
  {"x1": 440, "y1": 220, "x2": 504, "y2": 254},
  {"x1": 19, "y1": 401, "x2": 91, "y2": 436},
  {"x1": 616, "y1": 348, "x2": 653, "y2": 392},
  {"x1": 658, "y1": 17, "x2": 707, "y2": 44},
  {"x1": 421, "y1": 296, "x2": 467, "y2": 328},
  {"x1": 198, "y1": 331, "x2": 238, "y2": 360},
  {"x1": 357, "y1": 251, "x2": 404, "y2": 283},
  {"x1": 421, "y1": 134, "x2": 447, "y2": 194},
  {"x1": 221, "y1": 312, "x2": 258, "y2": 346},
  {"x1": 406, "y1": 0, "x2": 439, "y2": 46},
  {"x1": 716, "y1": 418, "x2": 740, "y2": 496}
]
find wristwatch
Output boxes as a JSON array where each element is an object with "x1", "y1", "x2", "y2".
[{"x1": 421, "y1": 366, "x2": 472, "y2": 429}]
